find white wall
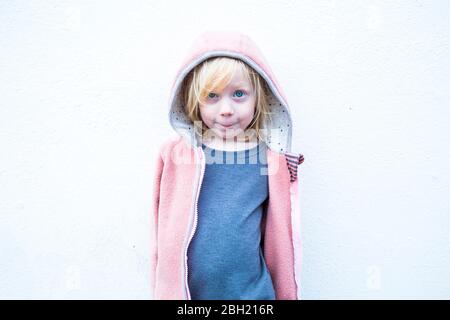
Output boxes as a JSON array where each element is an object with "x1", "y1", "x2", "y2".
[{"x1": 1, "y1": 0, "x2": 449, "y2": 299}]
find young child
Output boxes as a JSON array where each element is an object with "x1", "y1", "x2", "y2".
[{"x1": 150, "y1": 31, "x2": 304, "y2": 300}]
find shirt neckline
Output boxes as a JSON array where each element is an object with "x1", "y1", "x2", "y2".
[{"x1": 201, "y1": 141, "x2": 266, "y2": 162}]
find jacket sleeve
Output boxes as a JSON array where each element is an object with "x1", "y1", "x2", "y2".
[
  {"x1": 150, "y1": 149, "x2": 164, "y2": 299},
  {"x1": 263, "y1": 151, "x2": 304, "y2": 300}
]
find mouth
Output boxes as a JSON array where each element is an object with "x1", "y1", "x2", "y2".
[{"x1": 217, "y1": 123, "x2": 235, "y2": 129}]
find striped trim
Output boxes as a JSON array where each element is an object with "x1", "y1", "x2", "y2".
[{"x1": 284, "y1": 153, "x2": 305, "y2": 182}]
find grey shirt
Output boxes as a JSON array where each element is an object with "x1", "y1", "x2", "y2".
[{"x1": 187, "y1": 141, "x2": 275, "y2": 300}]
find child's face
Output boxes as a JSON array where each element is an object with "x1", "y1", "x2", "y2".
[{"x1": 199, "y1": 68, "x2": 256, "y2": 141}]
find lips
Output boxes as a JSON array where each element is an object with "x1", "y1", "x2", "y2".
[{"x1": 217, "y1": 123, "x2": 235, "y2": 129}]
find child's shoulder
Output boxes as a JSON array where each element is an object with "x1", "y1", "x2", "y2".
[
  {"x1": 157, "y1": 134, "x2": 189, "y2": 159},
  {"x1": 158, "y1": 134, "x2": 180, "y2": 151}
]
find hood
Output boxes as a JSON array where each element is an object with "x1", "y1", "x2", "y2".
[{"x1": 167, "y1": 30, "x2": 294, "y2": 154}]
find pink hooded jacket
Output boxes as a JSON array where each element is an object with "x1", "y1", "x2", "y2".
[{"x1": 150, "y1": 31, "x2": 305, "y2": 300}]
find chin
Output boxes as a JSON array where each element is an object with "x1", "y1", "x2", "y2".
[
  {"x1": 207, "y1": 127, "x2": 244, "y2": 140},
  {"x1": 226, "y1": 131, "x2": 247, "y2": 141}
]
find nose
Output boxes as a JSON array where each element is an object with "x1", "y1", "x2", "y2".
[{"x1": 218, "y1": 99, "x2": 234, "y2": 116}]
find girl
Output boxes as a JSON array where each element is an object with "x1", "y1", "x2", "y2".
[{"x1": 150, "y1": 31, "x2": 304, "y2": 300}]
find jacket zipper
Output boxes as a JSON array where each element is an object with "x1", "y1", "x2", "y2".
[{"x1": 184, "y1": 146, "x2": 205, "y2": 300}]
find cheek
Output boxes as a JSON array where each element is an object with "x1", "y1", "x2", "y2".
[
  {"x1": 239, "y1": 102, "x2": 256, "y2": 123},
  {"x1": 199, "y1": 107, "x2": 214, "y2": 126}
]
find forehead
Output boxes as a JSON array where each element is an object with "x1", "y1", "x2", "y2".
[{"x1": 227, "y1": 68, "x2": 252, "y2": 88}]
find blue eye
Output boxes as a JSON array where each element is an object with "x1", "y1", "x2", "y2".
[
  {"x1": 207, "y1": 90, "x2": 246, "y2": 100},
  {"x1": 234, "y1": 90, "x2": 246, "y2": 98}
]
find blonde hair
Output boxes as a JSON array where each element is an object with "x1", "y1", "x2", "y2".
[{"x1": 181, "y1": 57, "x2": 272, "y2": 143}]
